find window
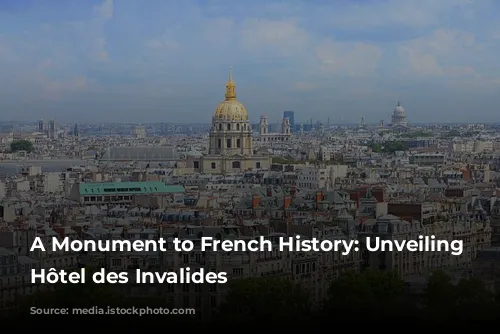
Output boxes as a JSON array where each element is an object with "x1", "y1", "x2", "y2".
[
  {"x1": 227, "y1": 124, "x2": 231, "y2": 130},
  {"x1": 193, "y1": 161, "x2": 199, "y2": 169},
  {"x1": 232, "y1": 268, "x2": 243, "y2": 276},
  {"x1": 256, "y1": 162, "x2": 261, "y2": 169},
  {"x1": 226, "y1": 138, "x2": 232, "y2": 148},
  {"x1": 211, "y1": 162, "x2": 216, "y2": 169},
  {"x1": 218, "y1": 124, "x2": 222, "y2": 130},
  {"x1": 236, "y1": 124, "x2": 240, "y2": 130},
  {"x1": 232, "y1": 161, "x2": 241, "y2": 169},
  {"x1": 236, "y1": 139, "x2": 241, "y2": 148},
  {"x1": 217, "y1": 139, "x2": 221, "y2": 148}
]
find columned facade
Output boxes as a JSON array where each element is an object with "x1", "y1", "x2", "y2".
[{"x1": 187, "y1": 68, "x2": 272, "y2": 174}]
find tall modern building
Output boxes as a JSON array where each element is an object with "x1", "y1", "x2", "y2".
[
  {"x1": 48, "y1": 120, "x2": 57, "y2": 139},
  {"x1": 38, "y1": 119, "x2": 47, "y2": 133},
  {"x1": 73, "y1": 123, "x2": 79, "y2": 137},
  {"x1": 283, "y1": 111, "x2": 295, "y2": 131}
]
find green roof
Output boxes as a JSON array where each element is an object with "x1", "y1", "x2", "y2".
[{"x1": 79, "y1": 181, "x2": 185, "y2": 195}]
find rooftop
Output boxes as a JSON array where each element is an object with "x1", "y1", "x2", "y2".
[{"x1": 79, "y1": 181, "x2": 185, "y2": 195}]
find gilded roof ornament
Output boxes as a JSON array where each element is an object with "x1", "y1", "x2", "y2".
[{"x1": 225, "y1": 66, "x2": 236, "y2": 100}]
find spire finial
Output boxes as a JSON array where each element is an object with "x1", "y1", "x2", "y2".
[{"x1": 225, "y1": 66, "x2": 236, "y2": 100}]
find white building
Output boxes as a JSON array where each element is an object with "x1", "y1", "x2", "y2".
[{"x1": 296, "y1": 165, "x2": 348, "y2": 190}]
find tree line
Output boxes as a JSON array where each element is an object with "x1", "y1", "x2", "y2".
[
  {"x1": 7, "y1": 269, "x2": 499, "y2": 328},
  {"x1": 371, "y1": 141, "x2": 409, "y2": 153},
  {"x1": 10, "y1": 139, "x2": 34, "y2": 153}
]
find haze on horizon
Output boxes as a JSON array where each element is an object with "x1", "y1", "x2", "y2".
[{"x1": 0, "y1": 0, "x2": 499, "y2": 124}]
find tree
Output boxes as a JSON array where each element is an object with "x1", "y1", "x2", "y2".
[
  {"x1": 400, "y1": 130, "x2": 433, "y2": 138},
  {"x1": 424, "y1": 270, "x2": 498, "y2": 324},
  {"x1": 370, "y1": 141, "x2": 408, "y2": 153},
  {"x1": 442, "y1": 129, "x2": 461, "y2": 138},
  {"x1": 426, "y1": 270, "x2": 455, "y2": 305},
  {"x1": 424, "y1": 270, "x2": 456, "y2": 322},
  {"x1": 272, "y1": 156, "x2": 296, "y2": 164},
  {"x1": 454, "y1": 277, "x2": 497, "y2": 321},
  {"x1": 371, "y1": 143, "x2": 382, "y2": 152},
  {"x1": 10, "y1": 139, "x2": 34, "y2": 153},
  {"x1": 218, "y1": 277, "x2": 310, "y2": 325},
  {"x1": 324, "y1": 270, "x2": 416, "y2": 321},
  {"x1": 456, "y1": 277, "x2": 492, "y2": 305}
]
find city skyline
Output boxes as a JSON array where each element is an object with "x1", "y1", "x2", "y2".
[{"x1": 0, "y1": 0, "x2": 499, "y2": 123}]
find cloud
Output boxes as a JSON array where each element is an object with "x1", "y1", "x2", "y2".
[
  {"x1": 145, "y1": 30, "x2": 180, "y2": 51},
  {"x1": 1, "y1": 0, "x2": 500, "y2": 122},
  {"x1": 0, "y1": 0, "x2": 115, "y2": 102},
  {"x1": 0, "y1": 35, "x2": 12, "y2": 60},
  {"x1": 398, "y1": 29, "x2": 478, "y2": 77},
  {"x1": 240, "y1": 18, "x2": 309, "y2": 54},
  {"x1": 292, "y1": 82, "x2": 317, "y2": 91},
  {"x1": 316, "y1": 40, "x2": 382, "y2": 76},
  {"x1": 315, "y1": 0, "x2": 478, "y2": 30},
  {"x1": 81, "y1": 0, "x2": 114, "y2": 61},
  {"x1": 94, "y1": 0, "x2": 114, "y2": 21},
  {"x1": 25, "y1": 59, "x2": 91, "y2": 100}
]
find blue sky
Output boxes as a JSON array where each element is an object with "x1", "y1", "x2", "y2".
[{"x1": 0, "y1": 0, "x2": 499, "y2": 123}]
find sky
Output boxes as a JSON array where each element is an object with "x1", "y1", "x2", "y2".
[{"x1": 0, "y1": 0, "x2": 499, "y2": 124}]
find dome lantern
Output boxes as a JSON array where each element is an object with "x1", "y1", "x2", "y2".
[{"x1": 213, "y1": 67, "x2": 249, "y2": 121}]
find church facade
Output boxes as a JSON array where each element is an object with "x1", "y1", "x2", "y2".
[
  {"x1": 187, "y1": 68, "x2": 272, "y2": 174},
  {"x1": 255, "y1": 115, "x2": 291, "y2": 143}
]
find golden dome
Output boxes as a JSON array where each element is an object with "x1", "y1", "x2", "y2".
[{"x1": 214, "y1": 67, "x2": 249, "y2": 121}]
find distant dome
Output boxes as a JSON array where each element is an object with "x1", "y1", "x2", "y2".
[{"x1": 393, "y1": 102, "x2": 405, "y2": 117}]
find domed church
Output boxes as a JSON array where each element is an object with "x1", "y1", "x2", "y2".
[
  {"x1": 187, "y1": 68, "x2": 272, "y2": 174},
  {"x1": 390, "y1": 101, "x2": 409, "y2": 133}
]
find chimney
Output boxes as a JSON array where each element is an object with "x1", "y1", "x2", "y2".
[
  {"x1": 283, "y1": 195, "x2": 292, "y2": 210},
  {"x1": 315, "y1": 191, "x2": 323, "y2": 203},
  {"x1": 349, "y1": 191, "x2": 361, "y2": 207},
  {"x1": 252, "y1": 195, "x2": 260, "y2": 209}
]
